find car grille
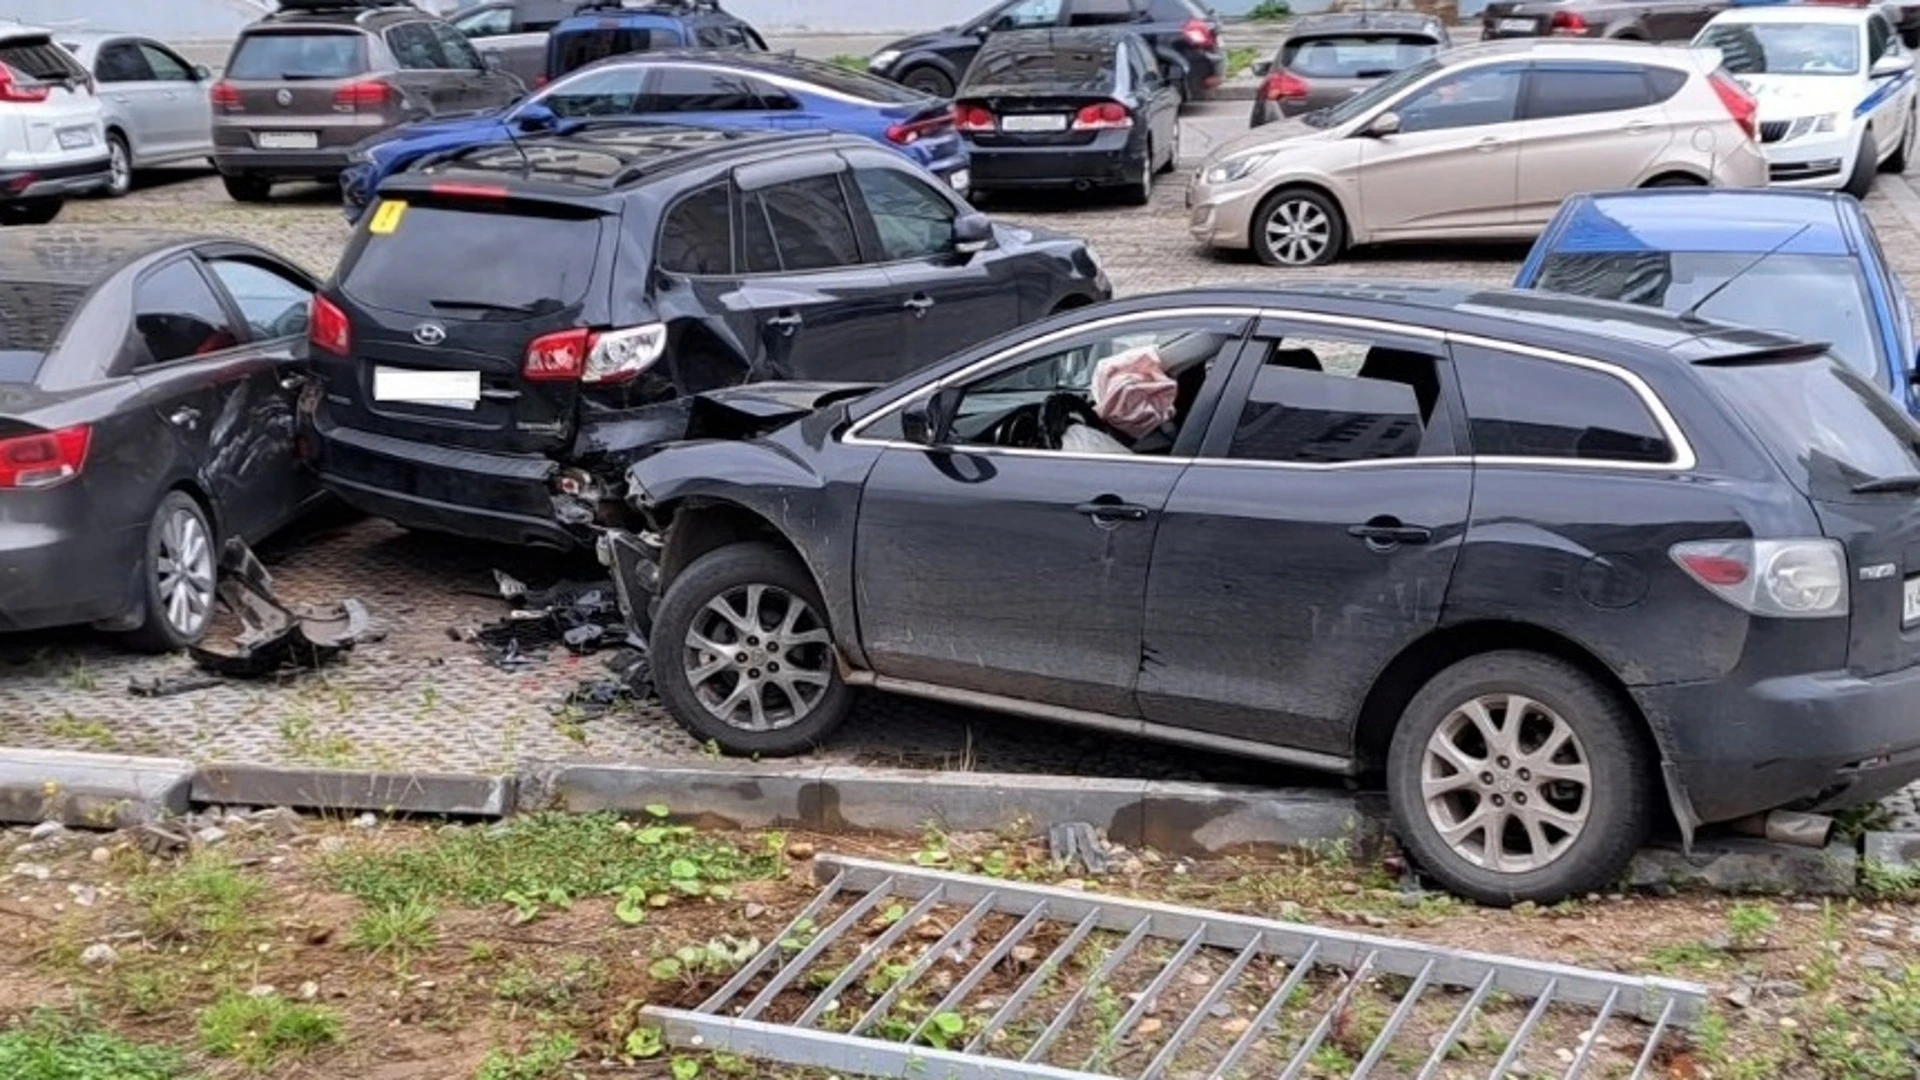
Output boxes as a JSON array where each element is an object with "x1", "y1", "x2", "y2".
[{"x1": 1759, "y1": 120, "x2": 1790, "y2": 144}]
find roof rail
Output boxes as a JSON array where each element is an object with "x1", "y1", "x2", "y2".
[
  {"x1": 571, "y1": 0, "x2": 725, "y2": 14},
  {"x1": 274, "y1": 0, "x2": 417, "y2": 12}
]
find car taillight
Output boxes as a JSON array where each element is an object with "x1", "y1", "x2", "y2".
[
  {"x1": 886, "y1": 114, "x2": 949, "y2": 146},
  {"x1": 1709, "y1": 71, "x2": 1759, "y2": 141},
  {"x1": 0, "y1": 425, "x2": 90, "y2": 489},
  {"x1": 1261, "y1": 71, "x2": 1310, "y2": 102},
  {"x1": 525, "y1": 324, "x2": 667, "y2": 384},
  {"x1": 953, "y1": 103, "x2": 995, "y2": 132},
  {"x1": 309, "y1": 294, "x2": 351, "y2": 357},
  {"x1": 1549, "y1": 10, "x2": 1588, "y2": 33},
  {"x1": 333, "y1": 79, "x2": 394, "y2": 112},
  {"x1": 0, "y1": 63, "x2": 50, "y2": 104},
  {"x1": 1073, "y1": 101, "x2": 1133, "y2": 130},
  {"x1": 210, "y1": 80, "x2": 241, "y2": 111},
  {"x1": 1181, "y1": 17, "x2": 1217, "y2": 48},
  {"x1": 1672, "y1": 539, "x2": 1848, "y2": 618}
]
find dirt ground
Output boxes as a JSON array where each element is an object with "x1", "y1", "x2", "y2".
[{"x1": 0, "y1": 811, "x2": 1914, "y2": 1080}]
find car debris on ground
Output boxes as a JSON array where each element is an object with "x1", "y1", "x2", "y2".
[
  {"x1": 185, "y1": 539, "x2": 378, "y2": 679},
  {"x1": 461, "y1": 570, "x2": 656, "y2": 714}
]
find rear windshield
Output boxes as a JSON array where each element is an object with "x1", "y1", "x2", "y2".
[
  {"x1": 227, "y1": 30, "x2": 370, "y2": 81},
  {"x1": 341, "y1": 203, "x2": 604, "y2": 317},
  {"x1": 1536, "y1": 251, "x2": 1885, "y2": 385},
  {"x1": 0, "y1": 36, "x2": 86, "y2": 84},
  {"x1": 1282, "y1": 35, "x2": 1441, "y2": 79},
  {"x1": 1703, "y1": 357, "x2": 1920, "y2": 502},
  {"x1": 0, "y1": 281, "x2": 86, "y2": 383},
  {"x1": 552, "y1": 28, "x2": 681, "y2": 76},
  {"x1": 968, "y1": 43, "x2": 1117, "y2": 89},
  {"x1": 1304, "y1": 55, "x2": 1440, "y2": 127}
]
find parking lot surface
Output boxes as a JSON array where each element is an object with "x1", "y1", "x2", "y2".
[{"x1": 6, "y1": 104, "x2": 1920, "y2": 830}]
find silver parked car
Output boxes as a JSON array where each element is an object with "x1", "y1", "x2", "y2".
[{"x1": 60, "y1": 32, "x2": 214, "y2": 198}]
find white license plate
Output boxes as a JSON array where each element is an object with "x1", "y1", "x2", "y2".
[
  {"x1": 1000, "y1": 114, "x2": 1068, "y2": 133},
  {"x1": 1904, "y1": 576, "x2": 1920, "y2": 626},
  {"x1": 257, "y1": 131, "x2": 319, "y2": 150},
  {"x1": 1498, "y1": 17, "x2": 1537, "y2": 31},
  {"x1": 948, "y1": 168, "x2": 970, "y2": 192},
  {"x1": 56, "y1": 126, "x2": 93, "y2": 150},
  {"x1": 373, "y1": 367, "x2": 480, "y2": 410}
]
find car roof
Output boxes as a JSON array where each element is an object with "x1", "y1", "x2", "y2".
[
  {"x1": 400, "y1": 123, "x2": 858, "y2": 196},
  {"x1": 52, "y1": 30, "x2": 141, "y2": 45},
  {"x1": 1438, "y1": 37, "x2": 1701, "y2": 67},
  {"x1": 983, "y1": 26, "x2": 1139, "y2": 51},
  {"x1": 0, "y1": 22, "x2": 58, "y2": 42},
  {"x1": 1706, "y1": 5, "x2": 1877, "y2": 24},
  {"x1": 1284, "y1": 12, "x2": 1444, "y2": 37},
  {"x1": 252, "y1": 0, "x2": 426, "y2": 30},
  {"x1": 0, "y1": 227, "x2": 208, "y2": 286},
  {"x1": 1544, "y1": 190, "x2": 1856, "y2": 257}
]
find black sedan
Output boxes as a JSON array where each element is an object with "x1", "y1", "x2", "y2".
[
  {"x1": 955, "y1": 27, "x2": 1182, "y2": 205},
  {"x1": 0, "y1": 228, "x2": 321, "y2": 649}
]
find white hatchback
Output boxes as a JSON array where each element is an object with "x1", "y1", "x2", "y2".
[
  {"x1": 1694, "y1": 4, "x2": 1918, "y2": 196},
  {"x1": 0, "y1": 23, "x2": 110, "y2": 225}
]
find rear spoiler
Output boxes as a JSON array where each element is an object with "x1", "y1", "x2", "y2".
[{"x1": 1689, "y1": 342, "x2": 1832, "y2": 367}]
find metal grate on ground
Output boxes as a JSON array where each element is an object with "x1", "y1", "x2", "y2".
[{"x1": 645, "y1": 854, "x2": 1708, "y2": 1080}]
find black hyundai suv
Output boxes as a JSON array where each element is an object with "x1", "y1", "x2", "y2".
[{"x1": 306, "y1": 125, "x2": 1109, "y2": 548}]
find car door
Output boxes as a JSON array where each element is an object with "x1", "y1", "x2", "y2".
[
  {"x1": 847, "y1": 163, "x2": 1023, "y2": 370},
  {"x1": 384, "y1": 20, "x2": 467, "y2": 114},
  {"x1": 852, "y1": 309, "x2": 1251, "y2": 715},
  {"x1": 1137, "y1": 317, "x2": 1473, "y2": 759},
  {"x1": 135, "y1": 41, "x2": 211, "y2": 156},
  {"x1": 1126, "y1": 36, "x2": 1179, "y2": 159},
  {"x1": 92, "y1": 40, "x2": 165, "y2": 160},
  {"x1": 732, "y1": 161, "x2": 909, "y2": 382},
  {"x1": 1511, "y1": 62, "x2": 1672, "y2": 227},
  {"x1": 431, "y1": 20, "x2": 521, "y2": 109},
  {"x1": 1358, "y1": 61, "x2": 1525, "y2": 235},
  {"x1": 1867, "y1": 14, "x2": 1912, "y2": 160}
]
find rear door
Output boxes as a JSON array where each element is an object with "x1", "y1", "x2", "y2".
[
  {"x1": 1359, "y1": 61, "x2": 1524, "y2": 234},
  {"x1": 383, "y1": 20, "x2": 469, "y2": 115},
  {"x1": 429, "y1": 20, "x2": 521, "y2": 109},
  {"x1": 1511, "y1": 62, "x2": 1675, "y2": 227},
  {"x1": 326, "y1": 193, "x2": 613, "y2": 455},
  {"x1": 92, "y1": 40, "x2": 168, "y2": 158},
  {"x1": 136, "y1": 41, "x2": 212, "y2": 155}
]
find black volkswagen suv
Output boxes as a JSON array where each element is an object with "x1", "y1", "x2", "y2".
[
  {"x1": 306, "y1": 125, "x2": 1109, "y2": 548},
  {"x1": 600, "y1": 283, "x2": 1920, "y2": 905}
]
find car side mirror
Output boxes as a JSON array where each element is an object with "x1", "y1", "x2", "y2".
[
  {"x1": 952, "y1": 211, "x2": 994, "y2": 255},
  {"x1": 193, "y1": 64, "x2": 212, "y2": 81},
  {"x1": 1364, "y1": 110, "x2": 1401, "y2": 137},
  {"x1": 516, "y1": 103, "x2": 558, "y2": 131},
  {"x1": 1252, "y1": 59, "x2": 1271, "y2": 77},
  {"x1": 901, "y1": 386, "x2": 962, "y2": 446},
  {"x1": 1872, "y1": 53, "x2": 1912, "y2": 78}
]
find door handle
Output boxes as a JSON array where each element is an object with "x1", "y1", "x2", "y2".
[
  {"x1": 1473, "y1": 136, "x2": 1501, "y2": 153},
  {"x1": 766, "y1": 312, "x2": 803, "y2": 335},
  {"x1": 1075, "y1": 499, "x2": 1151, "y2": 523},
  {"x1": 168, "y1": 406, "x2": 201, "y2": 429},
  {"x1": 1624, "y1": 120, "x2": 1654, "y2": 135},
  {"x1": 1347, "y1": 518, "x2": 1432, "y2": 547},
  {"x1": 904, "y1": 294, "x2": 935, "y2": 316}
]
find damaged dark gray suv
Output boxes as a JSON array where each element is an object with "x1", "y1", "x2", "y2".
[
  {"x1": 306, "y1": 124, "x2": 1109, "y2": 547},
  {"x1": 601, "y1": 283, "x2": 1920, "y2": 905}
]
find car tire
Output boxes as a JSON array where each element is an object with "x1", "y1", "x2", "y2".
[
  {"x1": 1387, "y1": 651, "x2": 1655, "y2": 906},
  {"x1": 1121, "y1": 141, "x2": 1154, "y2": 206},
  {"x1": 223, "y1": 174, "x2": 273, "y2": 203},
  {"x1": 1157, "y1": 123, "x2": 1179, "y2": 175},
  {"x1": 1844, "y1": 129, "x2": 1877, "y2": 198},
  {"x1": 123, "y1": 491, "x2": 218, "y2": 654},
  {"x1": 1882, "y1": 108, "x2": 1913, "y2": 173},
  {"x1": 1250, "y1": 187, "x2": 1344, "y2": 267},
  {"x1": 1642, "y1": 175, "x2": 1702, "y2": 187},
  {"x1": 901, "y1": 66, "x2": 955, "y2": 99},
  {"x1": 103, "y1": 131, "x2": 133, "y2": 198},
  {"x1": 0, "y1": 198, "x2": 61, "y2": 226},
  {"x1": 651, "y1": 541, "x2": 854, "y2": 757}
]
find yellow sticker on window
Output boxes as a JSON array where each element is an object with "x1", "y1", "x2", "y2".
[{"x1": 368, "y1": 199, "x2": 407, "y2": 235}]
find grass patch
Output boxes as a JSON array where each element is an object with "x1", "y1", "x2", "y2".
[
  {"x1": 475, "y1": 1033, "x2": 579, "y2": 1080},
  {"x1": 1248, "y1": 0, "x2": 1291, "y2": 19},
  {"x1": 128, "y1": 851, "x2": 265, "y2": 946},
  {"x1": 349, "y1": 897, "x2": 440, "y2": 961},
  {"x1": 1227, "y1": 45, "x2": 1261, "y2": 78},
  {"x1": 826, "y1": 54, "x2": 867, "y2": 73},
  {"x1": 1807, "y1": 965, "x2": 1920, "y2": 1080},
  {"x1": 196, "y1": 992, "x2": 341, "y2": 1069},
  {"x1": 0, "y1": 1010, "x2": 179, "y2": 1080}
]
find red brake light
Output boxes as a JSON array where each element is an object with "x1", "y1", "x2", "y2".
[
  {"x1": 885, "y1": 113, "x2": 950, "y2": 146},
  {"x1": 309, "y1": 294, "x2": 351, "y2": 357},
  {"x1": 953, "y1": 103, "x2": 996, "y2": 132},
  {"x1": 525, "y1": 328, "x2": 591, "y2": 381},
  {"x1": 1549, "y1": 10, "x2": 1589, "y2": 33},
  {"x1": 1181, "y1": 17, "x2": 1216, "y2": 48},
  {"x1": 1709, "y1": 71, "x2": 1759, "y2": 142},
  {"x1": 1073, "y1": 101, "x2": 1133, "y2": 130},
  {"x1": 1261, "y1": 71, "x2": 1311, "y2": 102},
  {"x1": 332, "y1": 79, "x2": 394, "y2": 112},
  {"x1": 210, "y1": 80, "x2": 241, "y2": 111},
  {"x1": 0, "y1": 425, "x2": 90, "y2": 489},
  {"x1": 0, "y1": 63, "x2": 50, "y2": 104},
  {"x1": 428, "y1": 181, "x2": 510, "y2": 201},
  {"x1": 1676, "y1": 552, "x2": 1750, "y2": 587},
  {"x1": 524, "y1": 324, "x2": 668, "y2": 384}
]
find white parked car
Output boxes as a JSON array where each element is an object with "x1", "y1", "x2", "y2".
[
  {"x1": 59, "y1": 32, "x2": 215, "y2": 198},
  {"x1": 1694, "y1": 4, "x2": 1917, "y2": 196},
  {"x1": 0, "y1": 23, "x2": 110, "y2": 225}
]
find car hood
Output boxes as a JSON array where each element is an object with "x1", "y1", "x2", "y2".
[
  {"x1": 685, "y1": 381, "x2": 877, "y2": 440},
  {"x1": 358, "y1": 110, "x2": 514, "y2": 159},
  {"x1": 1201, "y1": 117, "x2": 1336, "y2": 166},
  {"x1": 1727, "y1": 73, "x2": 1861, "y2": 119},
  {"x1": 878, "y1": 27, "x2": 976, "y2": 56}
]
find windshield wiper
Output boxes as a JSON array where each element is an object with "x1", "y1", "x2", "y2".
[
  {"x1": 1851, "y1": 474, "x2": 1920, "y2": 494},
  {"x1": 427, "y1": 297, "x2": 537, "y2": 314}
]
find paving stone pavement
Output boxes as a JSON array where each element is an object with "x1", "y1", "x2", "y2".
[{"x1": 4, "y1": 119, "x2": 1919, "y2": 832}]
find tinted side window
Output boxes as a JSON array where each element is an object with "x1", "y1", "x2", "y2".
[
  {"x1": 386, "y1": 22, "x2": 451, "y2": 69},
  {"x1": 540, "y1": 67, "x2": 645, "y2": 117},
  {"x1": 1646, "y1": 66, "x2": 1686, "y2": 103},
  {"x1": 1456, "y1": 347, "x2": 1673, "y2": 463},
  {"x1": 1395, "y1": 64, "x2": 1523, "y2": 133},
  {"x1": 659, "y1": 184, "x2": 733, "y2": 276},
  {"x1": 94, "y1": 43, "x2": 152, "y2": 83},
  {"x1": 1523, "y1": 65, "x2": 1653, "y2": 120},
  {"x1": 646, "y1": 67, "x2": 766, "y2": 111},
  {"x1": 206, "y1": 259, "x2": 312, "y2": 340},
  {"x1": 696, "y1": 27, "x2": 729, "y2": 47},
  {"x1": 990, "y1": 0, "x2": 1065, "y2": 31},
  {"x1": 456, "y1": 6, "x2": 513, "y2": 37},
  {"x1": 854, "y1": 168, "x2": 957, "y2": 262},
  {"x1": 1870, "y1": 16, "x2": 1893, "y2": 63},
  {"x1": 133, "y1": 261, "x2": 240, "y2": 367},
  {"x1": 555, "y1": 28, "x2": 678, "y2": 75},
  {"x1": 1224, "y1": 336, "x2": 1444, "y2": 463},
  {"x1": 431, "y1": 22, "x2": 485, "y2": 69},
  {"x1": 139, "y1": 43, "x2": 192, "y2": 81},
  {"x1": 1067, "y1": 0, "x2": 1143, "y2": 27},
  {"x1": 743, "y1": 175, "x2": 862, "y2": 272}
]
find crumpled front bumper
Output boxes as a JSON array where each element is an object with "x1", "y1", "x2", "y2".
[{"x1": 597, "y1": 528, "x2": 664, "y2": 639}]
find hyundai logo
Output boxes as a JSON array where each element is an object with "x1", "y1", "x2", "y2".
[{"x1": 413, "y1": 322, "x2": 447, "y2": 346}]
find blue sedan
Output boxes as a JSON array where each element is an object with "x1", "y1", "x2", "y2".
[
  {"x1": 341, "y1": 50, "x2": 970, "y2": 221},
  {"x1": 1515, "y1": 189, "x2": 1918, "y2": 414}
]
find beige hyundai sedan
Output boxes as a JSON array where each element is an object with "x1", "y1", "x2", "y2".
[{"x1": 1188, "y1": 39, "x2": 1768, "y2": 266}]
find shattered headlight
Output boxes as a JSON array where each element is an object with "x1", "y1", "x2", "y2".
[{"x1": 1203, "y1": 151, "x2": 1276, "y2": 186}]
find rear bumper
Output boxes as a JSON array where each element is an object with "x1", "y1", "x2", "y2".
[
  {"x1": 0, "y1": 155, "x2": 112, "y2": 201},
  {"x1": 0, "y1": 514, "x2": 142, "y2": 633},
  {"x1": 215, "y1": 147, "x2": 354, "y2": 180},
  {"x1": 1635, "y1": 662, "x2": 1920, "y2": 826},
  {"x1": 967, "y1": 133, "x2": 1144, "y2": 189}
]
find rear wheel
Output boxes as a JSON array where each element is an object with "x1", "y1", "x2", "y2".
[
  {"x1": 104, "y1": 131, "x2": 133, "y2": 198},
  {"x1": 1642, "y1": 174, "x2": 1702, "y2": 188},
  {"x1": 1250, "y1": 187, "x2": 1344, "y2": 267},
  {"x1": 900, "y1": 65, "x2": 954, "y2": 99},
  {"x1": 0, "y1": 198, "x2": 61, "y2": 226},
  {"x1": 1387, "y1": 651, "x2": 1654, "y2": 906},
  {"x1": 1121, "y1": 140, "x2": 1154, "y2": 205},
  {"x1": 222, "y1": 174, "x2": 272, "y2": 203},
  {"x1": 123, "y1": 491, "x2": 217, "y2": 653},
  {"x1": 1844, "y1": 129, "x2": 1877, "y2": 198},
  {"x1": 1157, "y1": 122, "x2": 1180, "y2": 174}
]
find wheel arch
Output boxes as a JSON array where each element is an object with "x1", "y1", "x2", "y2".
[
  {"x1": 898, "y1": 54, "x2": 961, "y2": 87},
  {"x1": 1639, "y1": 170, "x2": 1707, "y2": 188},
  {"x1": 656, "y1": 498, "x2": 801, "y2": 594}
]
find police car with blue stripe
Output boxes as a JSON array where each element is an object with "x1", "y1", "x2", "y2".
[{"x1": 1694, "y1": 3, "x2": 1917, "y2": 196}]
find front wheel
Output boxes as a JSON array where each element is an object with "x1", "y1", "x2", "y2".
[
  {"x1": 1250, "y1": 187, "x2": 1345, "y2": 267},
  {"x1": 1386, "y1": 651, "x2": 1654, "y2": 906},
  {"x1": 1844, "y1": 130, "x2": 1876, "y2": 198},
  {"x1": 1882, "y1": 109, "x2": 1913, "y2": 173},
  {"x1": 651, "y1": 542, "x2": 854, "y2": 757},
  {"x1": 900, "y1": 65, "x2": 954, "y2": 99}
]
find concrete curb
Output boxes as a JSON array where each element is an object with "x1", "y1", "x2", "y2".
[
  {"x1": 0, "y1": 749, "x2": 193, "y2": 829},
  {"x1": 191, "y1": 762, "x2": 516, "y2": 817}
]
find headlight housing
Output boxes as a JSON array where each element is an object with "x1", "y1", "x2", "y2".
[
  {"x1": 1203, "y1": 151, "x2": 1275, "y2": 185},
  {"x1": 870, "y1": 49, "x2": 901, "y2": 71}
]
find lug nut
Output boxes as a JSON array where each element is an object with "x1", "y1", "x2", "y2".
[
  {"x1": 1517, "y1": 768, "x2": 1532, "y2": 781},
  {"x1": 747, "y1": 636, "x2": 759, "y2": 646},
  {"x1": 768, "y1": 662, "x2": 780, "y2": 673},
  {"x1": 1491, "y1": 794, "x2": 1506, "y2": 807},
  {"x1": 748, "y1": 669, "x2": 760, "y2": 679},
  {"x1": 1515, "y1": 793, "x2": 1528, "y2": 805},
  {"x1": 736, "y1": 653, "x2": 750, "y2": 664},
  {"x1": 1496, "y1": 756, "x2": 1511, "y2": 768},
  {"x1": 1480, "y1": 772, "x2": 1496, "y2": 785}
]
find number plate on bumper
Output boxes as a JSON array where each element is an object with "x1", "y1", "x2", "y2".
[{"x1": 1904, "y1": 576, "x2": 1920, "y2": 625}]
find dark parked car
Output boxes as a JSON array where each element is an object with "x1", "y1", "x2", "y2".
[
  {"x1": 211, "y1": 0, "x2": 524, "y2": 203},
  {"x1": 869, "y1": 0, "x2": 1224, "y2": 102},
  {"x1": 600, "y1": 283, "x2": 1920, "y2": 905},
  {"x1": 450, "y1": 0, "x2": 575, "y2": 86},
  {"x1": 1250, "y1": 12, "x2": 1449, "y2": 127},
  {"x1": 546, "y1": 1, "x2": 767, "y2": 83},
  {"x1": 954, "y1": 28, "x2": 1182, "y2": 204},
  {"x1": 307, "y1": 125, "x2": 1109, "y2": 549},
  {"x1": 0, "y1": 228, "x2": 321, "y2": 648},
  {"x1": 1480, "y1": 0, "x2": 1731, "y2": 41}
]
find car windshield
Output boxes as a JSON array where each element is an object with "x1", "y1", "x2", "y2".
[
  {"x1": 0, "y1": 281, "x2": 87, "y2": 384},
  {"x1": 1302, "y1": 55, "x2": 1441, "y2": 127},
  {"x1": 227, "y1": 30, "x2": 369, "y2": 80},
  {"x1": 1536, "y1": 251, "x2": 1885, "y2": 384},
  {"x1": 967, "y1": 43, "x2": 1117, "y2": 90},
  {"x1": 341, "y1": 204, "x2": 605, "y2": 318},
  {"x1": 1694, "y1": 22, "x2": 1861, "y2": 77},
  {"x1": 552, "y1": 27, "x2": 680, "y2": 77},
  {"x1": 1701, "y1": 355, "x2": 1920, "y2": 502},
  {"x1": 1282, "y1": 35, "x2": 1441, "y2": 79}
]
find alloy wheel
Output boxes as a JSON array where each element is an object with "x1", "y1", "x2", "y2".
[
  {"x1": 154, "y1": 506, "x2": 214, "y2": 638},
  {"x1": 1262, "y1": 198, "x2": 1332, "y2": 265},
  {"x1": 682, "y1": 583, "x2": 834, "y2": 732},
  {"x1": 107, "y1": 137, "x2": 131, "y2": 197},
  {"x1": 1420, "y1": 693, "x2": 1593, "y2": 874}
]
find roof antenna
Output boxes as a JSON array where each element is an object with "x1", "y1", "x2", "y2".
[
  {"x1": 499, "y1": 107, "x2": 536, "y2": 177},
  {"x1": 1678, "y1": 223, "x2": 1811, "y2": 324}
]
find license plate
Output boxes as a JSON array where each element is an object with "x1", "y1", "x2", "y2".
[
  {"x1": 1498, "y1": 17, "x2": 1537, "y2": 31},
  {"x1": 373, "y1": 367, "x2": 480, "y2": 410},
  {"x1": 55, "y1": 127, "x2": 92, "y2": 150},
  {"x1": 1905, "y1": 576, "x2": 1920, "y2": 626},
  {"x1": 257, "y1": 131, "x2": 319, "y2": 150},
  {"x1": 948, "y1": 168, "x2": 970, "y2": 192},
  {"x1": 1000, "y1": 114, "x2": 1068, "y2": 133}
]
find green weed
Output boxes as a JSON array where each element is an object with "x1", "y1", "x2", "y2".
[
  {"x1": 475, "y1": 1033, "x2": 579, "y2": 1080},
  {"x1": 0, "y1": 1010, "x2": 178, "y2": 1080},
  {"x1": 1248, "y1": 0, "x2": 1291, "y2": 19},
  {"x1": 195, "y1": 992, "x2": 340, "y2": 1069},
  {"x1": 349, "y1": 897, "x2": 440, "y2": 960},
  {"x1": 1727, "y1": 902, "x2": 1778, "y2": 948},
  {"x1": 128, "y1": 851, "x2": 264, "y2": 946}
]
